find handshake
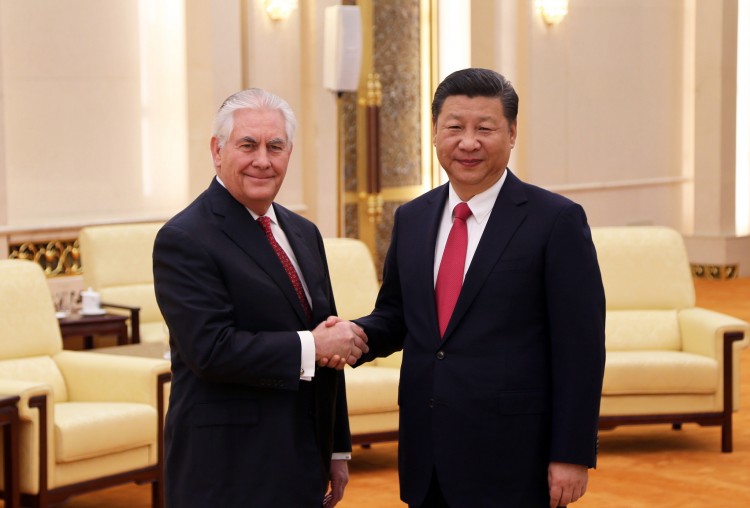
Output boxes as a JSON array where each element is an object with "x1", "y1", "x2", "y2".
[{"x1": 312, "y1": 316, "x2": 369, "y2": 370}]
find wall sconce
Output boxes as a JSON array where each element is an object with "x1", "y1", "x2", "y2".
[
  {"x1": 534, "y1": 0, "x2": 568, "y2": 26},
  {"x1": 265, "y1": 0, "x2": 298, "y2": 21}
]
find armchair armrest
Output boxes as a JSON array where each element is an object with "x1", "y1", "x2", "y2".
[
  {"x1": 54, "y1": 350, "x2": 170, "y2": 406},
  {"x1": 679, "y1": 307, "x2": 749, "y2": 358},
  {"x1": 101, "y1": 301, "x2": 141, "y2": 344},
  {"x1": 0, "y1": 379, "x2": 52, "y2": 420}
]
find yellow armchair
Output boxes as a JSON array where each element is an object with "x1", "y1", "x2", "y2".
[
  {"x1": 323, "y1": 238, "x2": 401, "y2": 445},
  {"x1": 0, "y1": 259, "x2": 170, "y2": 507},
  {"x1": 593, "y1": 226, "x2": 749, "y2": 452},
  {"x1": 79, "y1": 222, "x2": 167, "y2": 344}
]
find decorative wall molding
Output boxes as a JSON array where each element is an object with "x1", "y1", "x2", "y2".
[
  {"x1": 1, "y1": 215, "x2": 170, "y2": 277},
  {"x1": 544, "y1": 176, "x2": 690, "y2": 194},
  {"x1": 691, "y1": 263, "x2": 739, "y2": 280},
  {"x1": 9, "y1": 239, "x2": 82, "y2": 277}
]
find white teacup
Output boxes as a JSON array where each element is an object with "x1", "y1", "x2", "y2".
[{"x1": 81, "y1": 287, "x2": 101, "y2": 314}]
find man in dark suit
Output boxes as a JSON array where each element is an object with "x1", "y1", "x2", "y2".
[
  {"x1": 352, "y1": 68, "x2": 606, "y2": 507},
  {"x1": 153, "y1": 88, "x2": 367, "y2": 507}
]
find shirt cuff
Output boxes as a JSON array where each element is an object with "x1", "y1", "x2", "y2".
[
  {"x1": 298, "y1": 331, "x2": 315, "y2": 381},
  {"x1": 332, "y1": 452, "x2": 352, "y2": 460}
]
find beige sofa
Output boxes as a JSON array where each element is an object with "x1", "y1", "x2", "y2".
[
  {"x1": 323, "y1": 238, "x2": 401, "y2": 445},
  {"x1": 593, "y1": 226, "x2": 749, "y2": 452},
  {"x1": 79, "y1": 222, "x2": 167, "y2": 344},
  {"x1": 0, "y1": 259, "x2": 171, "y2": 507}
]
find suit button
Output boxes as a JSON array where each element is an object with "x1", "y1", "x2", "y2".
[
  {"x1": 428, "y1": 398, "x2": 435, "y2": 408},
  {"x1": 436, "y1": 351, "x2": 445, "y2": 360}
]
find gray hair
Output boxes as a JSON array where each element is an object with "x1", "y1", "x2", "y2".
[{"x1": 213, "y1": 88, "x2": 297, "y2": 148}]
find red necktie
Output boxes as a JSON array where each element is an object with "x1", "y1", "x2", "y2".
[
  {"x1": 435, "y1": 202, "x2": 472, "y2": 337},
  {"x1": 257, "y1": 216, "x2": 313, "y2": 323}
]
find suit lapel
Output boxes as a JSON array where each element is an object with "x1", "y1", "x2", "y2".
[
  {"x1": 413, "y1": 186, "x2": 449, "y2": 340},
  {"x1": 208, "y1": 181, "x2": 309, "y2": 326},
  {"x1": 441, "y1": 171, "x2": 529, "y2": 341}
]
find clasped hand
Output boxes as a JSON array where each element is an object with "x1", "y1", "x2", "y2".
[{"x1": 312, "y1": 316, "x2": 368, "y2": 370}]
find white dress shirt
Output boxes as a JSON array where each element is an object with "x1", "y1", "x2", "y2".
[{"x1": 434, "y1": 170, "x2": 508, "y2": 285}]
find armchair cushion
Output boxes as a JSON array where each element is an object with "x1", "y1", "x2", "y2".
[
  {"x1": 345, "y1": 366, "x2": 399, "y2": 415},
  {"x1": 594, "y1": 226, "x2": 695, "y2": 309},
  {"x1": 602, "y1": 351, "x2": 716, "y2": 395},
  {"x1": 0, "y1": 259, "x2": 62, "y2": 358},
  {"x1": 54, "y1": 350, "x2": 168, "y2": 405},
  {"x1": 606, "y1": 310, "x2": 681, "y2": 351},
  {"x1": 54, "y1": 402, "x2": 156, "y2": 462},
  {"x1": 0, "y1": 356, "x2": 68, "y2": 402}
]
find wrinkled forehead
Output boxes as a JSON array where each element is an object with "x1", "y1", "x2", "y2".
[{"x1": 229, "y1": 108, "x2": 288, "y2": 139}]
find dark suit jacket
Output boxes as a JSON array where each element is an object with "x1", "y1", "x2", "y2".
[
  {"x1": 153, "y1": 178, "x2": 351, "y2": 508},
  {"x1": 356, "y1": 170, "x2": 606, "y2": 507}
]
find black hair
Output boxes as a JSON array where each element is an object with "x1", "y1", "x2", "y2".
[{"x1": 431, "y1": 68, "x2": 518, "y2": 124}]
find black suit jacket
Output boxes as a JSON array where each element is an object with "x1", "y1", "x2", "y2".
[
  {"x1": 153, "y1": 178, "x2": 350, "y2": 508},
  {"x1": 356, "y1": 170, "x2": 606, "y2": 507}
]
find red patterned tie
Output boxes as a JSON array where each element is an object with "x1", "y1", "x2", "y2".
[
  {"x1": 257, "y1": 216, "x2": 313, "y2": 322},
  {"x1": 435, "y1": 202, "x2": 472, "y2": 337}
]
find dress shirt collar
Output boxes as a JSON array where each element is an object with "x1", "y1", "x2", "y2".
[{"x1": 446, "y1": 169, "x2": 508, "y2": 224}]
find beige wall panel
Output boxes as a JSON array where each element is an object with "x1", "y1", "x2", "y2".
[
  {"x1": 525, "y1": 0, "x2": 685, "y2": 228},
  {"x1": 243, "y1": 0, "x2": 305, "y2": 214},
  {"x1": 1, "y1": 0, "x2": 188, "y2": 227}
]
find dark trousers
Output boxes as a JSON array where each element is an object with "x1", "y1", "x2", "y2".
[{"x1": 410, "y1": 470, "x2": 450, "y2": 508}]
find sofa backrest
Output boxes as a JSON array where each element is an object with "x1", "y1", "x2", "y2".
[
  {"x1": 0, "y1": 260, "x2": 64, "y2": 358},
  {"x1": 0, "y1": 260, "x2": 68, "y2": 400},
  {"x1": 323, "y1": 237, "x2": 403, "y2": 368},
  {"x1": 79, "y1": 222, "x2": 164, "y2": 323},
  {"x1": 592, "y1": 226, "x2": 695, "y2": 310},
  {"x1": 592, "y1": 226, "x2": 695, "y2": 352},
  {"x1": 323, "y1": 237, "x2": 380, "y2": 320}
]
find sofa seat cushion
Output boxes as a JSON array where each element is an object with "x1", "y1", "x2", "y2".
[
  {"x1": 605, "y1": 310, "x2": 681, "y2": 351},
  {"x1": 55, "y1": 402, "x2": 157, "y2": 462},
  {"x1": 603, "y1": 351, "x2": 717, "y2": 395},
  {"x1": 345, "y1": 366, "x2": 400, "y2": 415}
]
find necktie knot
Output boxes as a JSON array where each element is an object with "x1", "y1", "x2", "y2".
[
  {"x1": 257, "y1": 215, "x2": 272, "y2": 234},
  {"x1": 454, "y1": 202, "x2": 472, "y2": 222}
]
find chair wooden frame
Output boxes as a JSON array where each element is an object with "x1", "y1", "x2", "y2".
[
  {"x1": 13, "y1": 373, "x2": 170, "y2": 508},
  {"x1": 101, "y1": 302, "x2": 142, "y2": 344},
  {"x1": 598, "y1": 331, "x2": 744, "y2": 453}
]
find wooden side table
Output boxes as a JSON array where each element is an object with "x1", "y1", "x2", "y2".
[
  {"x1": 0, "y1": 395, "x2": 20, "y2": 508},
  {"x1": 58, "y1": 313, "x2": 129, "y2": 349}
]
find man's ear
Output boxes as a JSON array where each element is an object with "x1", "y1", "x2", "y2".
[{"x1": 210, "y1": 136, "x2": 222, "y2": 168}]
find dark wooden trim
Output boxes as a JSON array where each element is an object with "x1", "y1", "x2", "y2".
[
  {"x1": 722, "y1": 331, "x2": 744, "y2": 452},
  {"x1": 351, "y1": 430, "x2": 398, "y2": 447},
  {"x1": 58, "y1": 312, "x2": 130, "y2": 349},
  {"x1": 153, "y1": 372, "x2": 171, "y2": 508},
  {"x1": 101, "y1": 302, "x2": 142, "y2": 344},
  {"x1": 0, "y1": 395, "x2": 21, "y2": 508},
  {"x1": 29, "y1": 395, "x2": 48, "y2": 508},
  {"x1": 599, "y1": 330, "x2": 745, "y2": 453}
]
